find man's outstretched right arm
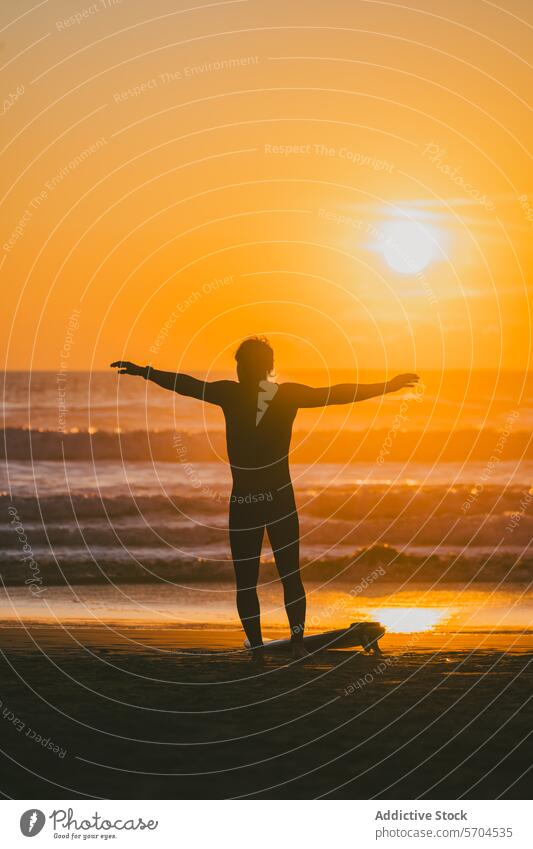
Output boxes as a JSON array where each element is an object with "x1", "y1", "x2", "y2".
[
  {"x1": 110, "y1": 361, "x2": 228, "y2": 404},
  {"x1": 285, "y1": 373, "x2": 420, "y2": 407}
]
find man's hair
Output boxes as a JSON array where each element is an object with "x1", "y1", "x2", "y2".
[{"x1": 235, "y1": 336, "x2": 274, "y2": 374}]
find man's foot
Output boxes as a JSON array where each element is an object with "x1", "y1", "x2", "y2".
[
  {"x1": 291, "y1": 640, "x2": 310, "y2": 660},
  {"x1": 249, "y1": 645, "x2": 266, "y2": 667}
]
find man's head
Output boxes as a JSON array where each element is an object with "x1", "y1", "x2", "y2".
[{"x1": 235, "y1": 336, "x2": 274, "y2": 384}]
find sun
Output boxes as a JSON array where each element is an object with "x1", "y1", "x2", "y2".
[{"x1": 377, "y1": 218, "x2": 444, "y2": 275}]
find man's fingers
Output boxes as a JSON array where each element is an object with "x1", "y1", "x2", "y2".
[
  {"x1": 111, "y1": 361, "x2": 134, "y2": 373},
  {"x1": 110, "y1": 361, "x2": 131, "y2": 374}
]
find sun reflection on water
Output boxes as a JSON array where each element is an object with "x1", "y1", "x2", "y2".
[{"x1": 369, "y1": 607, "x2": 451, "y2": 633}]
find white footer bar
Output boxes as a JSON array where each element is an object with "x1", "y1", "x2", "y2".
[{"x1": 1, "y1": 799, "x2": 529, "y2": 848}]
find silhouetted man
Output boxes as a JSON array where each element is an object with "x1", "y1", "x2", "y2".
[{"x1": 111, "y1": 339, "x2": 418, "y2": 660}]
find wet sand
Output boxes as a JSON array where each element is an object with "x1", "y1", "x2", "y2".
[{"x1": 0, "y1": 624, "x2": 530, "y2": 800}]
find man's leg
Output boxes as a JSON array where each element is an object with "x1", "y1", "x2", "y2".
[
  {"x1": 229, "y1": 505, "x2": 265, "y2": 651},
  {"x1": 266, "y1": 506, "x2": 307, "y2": 655}
]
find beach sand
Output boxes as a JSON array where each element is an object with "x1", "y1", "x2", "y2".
[{"x1": 0, "y1": 623, "x2": 530, "y2": 800}]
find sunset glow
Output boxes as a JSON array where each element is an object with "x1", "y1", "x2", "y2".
[{"x1": 1, "y1": 2, "x2": 531, "y2": 376}]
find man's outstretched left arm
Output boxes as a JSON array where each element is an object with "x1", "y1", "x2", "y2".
[
  {"x1": 110, "y1": 361, "x2": 230, "y2": 405},
  {"x1": 287, "y1": 373, "x2": 419, "y2": 408}
]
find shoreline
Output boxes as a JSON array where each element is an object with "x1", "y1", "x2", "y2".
[{"x1": 0, "y1": 623, "x2": 532, "y2": 655}]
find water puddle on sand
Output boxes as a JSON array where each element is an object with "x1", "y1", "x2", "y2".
[{"x1": 0, "y1": 584, "x2": 531, "y2": 652}]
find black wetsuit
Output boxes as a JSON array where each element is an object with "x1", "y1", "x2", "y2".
[
  {"x1": 201, "y1": 380, "x2": 304, "y2": 648},
  {"x1": 114, "y1": 361, "x2": 411, "y2": 647},
  {"x1": 147, "y1": 371, "x2": 373, "y2": 648}
]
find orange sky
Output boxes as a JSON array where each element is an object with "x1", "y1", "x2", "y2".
[{"x1": 1, "y1": 0, "x2": 532, "y2": 374}]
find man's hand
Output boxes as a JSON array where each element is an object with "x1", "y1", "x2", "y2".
[
  {"x1": 110, "y1": 361, "x2": 146, "y2": 376},
  {"x1": 387, "y1": 373, "x2": 420, "y2": 392}
]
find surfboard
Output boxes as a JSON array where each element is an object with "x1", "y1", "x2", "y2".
[{"x1": 245, "y1": 621, "x2": 385, "y2": 656}]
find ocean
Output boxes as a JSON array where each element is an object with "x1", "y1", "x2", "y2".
[{"x1": 2, "y1": 371, "x2": 532, "y2": 643}]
